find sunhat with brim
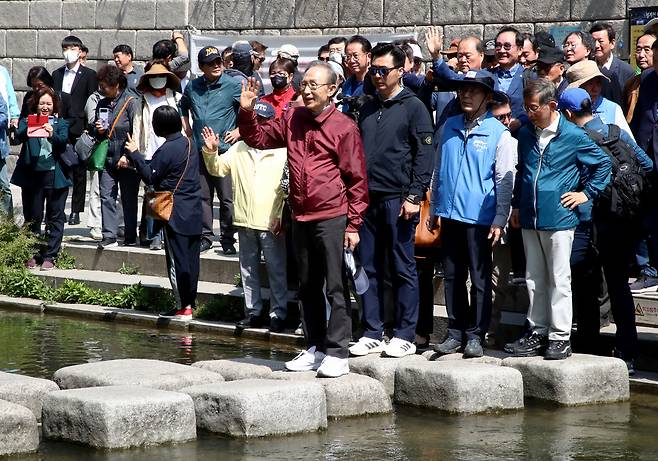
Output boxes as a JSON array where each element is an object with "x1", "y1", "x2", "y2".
[
  {"x1": 449, "y1": 69, "x2": 496, "y2": 93},
  {"x1": 566, "y1": 59, "x2": 610, "y2": 89},
  {"x1": 644, "y1": 18, "x2": 658, "y2": 32},
  {"x1": 136, "y1": 63, "x2": 181, "y2": 93}
]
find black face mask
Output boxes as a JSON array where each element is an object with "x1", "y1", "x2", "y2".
[{"x1": 270, "y1": 75, "x2": 289, "y2": 89}]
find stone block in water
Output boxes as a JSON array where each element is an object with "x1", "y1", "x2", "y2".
[
  {"x1": 53, "y1": 359, "x2": 224, "y2": 391},
  {"x1": 348, "y1": 354, "x2": 426, "y2": 396},
  {"x1": 0, "y1": 399, "x2": 39, "y2": 456},
  {"x1": 0, "y1": 371, "x2": 59, "y2": 421},
  {"x1": 501, "y1": 354, "x2": 630, "y2": 405},
  {"x1": 395, "y1": 360, "x2": 524, "y2": 413},
  {"x1": 181, "y1": 379, "x2": 326, "y2": 437},
  {"x1": 41, "y1": 385, "x2": 196, "y2": 449},
  {"x1": 192, "y1": 357, "x2": 285, "y2": 381},
  {"x1": 271, "y1": 371, "x2": 393, "y2": 418}
]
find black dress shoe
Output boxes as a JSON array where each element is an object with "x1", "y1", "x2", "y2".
[
  {"x1": 269, "y1": 316, "x2": 285, "y2": 333},
  {"x1": 236, "y1": 315, "x2": 263, "y2": 329},
  {"x1": 68, "y1": 212, "x2": 80, "y2": 225},
  {"x1": 222, "y1": 243, "x2": 237, "y2": 255}
]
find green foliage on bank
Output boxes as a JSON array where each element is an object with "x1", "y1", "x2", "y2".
[{"x1": 0, "y1": 220, "x2": 239, "y2": 321}]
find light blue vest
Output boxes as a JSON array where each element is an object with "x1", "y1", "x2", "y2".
[
  {"x1": 593, "y1": 97, "x2": 617, "y2": 126},
  {"x1": 434, "y1": 113, "x2": 508, "y2": 226}
]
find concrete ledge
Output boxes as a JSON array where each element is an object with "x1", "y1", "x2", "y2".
[
  {"x1": 0, "y1": 371, "x2": 59, "y2": 421},
  {"x1": 42, "y1": 386, "x2": 196, "y2": 449},
  {"x1": 0, "y1": 399, "x2": 39, "y2": 456},
  {"x1": 501, "y1": 354, "x2": 630, "y2": 405},
  {"x1": 0, "y1": 295, "x2": 44, "y2": 312},
  {"x1": 395, "y1": 360, "x2": 524, "y2": 413},
  {"x1": 272, "y1": 371, "x2": 393, "y2": 418},
  {"x1": 53, "y1": 359, "x2": 225, "y2": 391},
  {"x1": 182, "y1": 379, "x2": 327, "y2": 437}
]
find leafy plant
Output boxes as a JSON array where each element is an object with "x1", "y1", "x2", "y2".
[
  {"x1": 233, "y1": 273, "x2": 242, "y2": 287},
  {"x1": 0, "y1": 221, "x2": 39, "y2": 269},
  {"x1": 118, "y1": 262, "x2": 140, "y2": 275},
  {"x1": 0, "y1": 267, "x2": 52, "y2": 299},
  {"x1": 195, "y1": 295, "x2": 244, "y2": 322},
  {"x1": 55, "y1": 250, "x2": 77, "y2": 270}
]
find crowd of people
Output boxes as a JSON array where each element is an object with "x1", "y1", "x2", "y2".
[{"x1": 2, "y1": 20, "x2": 657, "y2": 378}]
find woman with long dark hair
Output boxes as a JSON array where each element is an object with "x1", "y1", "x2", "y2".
[
  {"x1": 11, "y1": 87, "x2": 70, "y2": 270},
  {"x1": 124, "y1": 106, "x2": 202, "y2": 320}
]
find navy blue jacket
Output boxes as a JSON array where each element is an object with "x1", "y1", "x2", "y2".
[
  {"x1": 631, "y1": 69, "x2": 658, "y2": 169},
  {"x1": 128, "y1": 133, "x2": 202, "y2": 236},
  {"x1": 357, "y1": 88, "x2": 434, "y2": 198}
]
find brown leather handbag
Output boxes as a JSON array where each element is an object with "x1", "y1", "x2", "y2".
[
  {"x1": 145, "y1": 138, "x2": 191, "y2": 222},
  {"x1": 415, "y1": 190, "x2": 441, "y2": 247}
]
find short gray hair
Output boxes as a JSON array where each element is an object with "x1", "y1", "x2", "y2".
[
  {"x1": 523, "y1": 78, "x2": 557, "y2": 105},
  {"x1": 305, "y1": 61, "x2": 338, "y2": 85}
]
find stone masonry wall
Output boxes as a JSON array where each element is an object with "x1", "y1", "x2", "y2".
[{"x1": 0, "y1": 0, "x2": 653, "y2": 98}]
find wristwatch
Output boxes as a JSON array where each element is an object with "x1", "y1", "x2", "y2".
[{"x1": 405, "y1": 194, "x2": 421, "y2": 205}]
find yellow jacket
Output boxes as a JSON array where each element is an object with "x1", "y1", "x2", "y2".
[{"x1": 202, "y1": 141, "x2": 287, "y2": 231}]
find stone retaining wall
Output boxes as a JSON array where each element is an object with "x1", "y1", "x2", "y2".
[{"x1": 0, "y1": 0, "x2": 649, "y2": 96}]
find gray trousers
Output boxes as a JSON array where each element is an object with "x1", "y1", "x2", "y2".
[
  {"x1": 238, "y1": 227, "x2": 288, "y2": 319},
  {"x1": 522, "y1": 228, "x2": 575, "y2": 340},
  {"x1": 100, "y1": 168, "x2": 140, "y2": 241}
]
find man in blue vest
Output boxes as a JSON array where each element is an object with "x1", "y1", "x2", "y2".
[{"x1": 428, "y1": 70, "x2": 516, "y2": 358}]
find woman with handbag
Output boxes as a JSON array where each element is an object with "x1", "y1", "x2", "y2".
[
  {"x1": 132, "y1": 62, "x2": 182, "y2": 250},
  {"x1": 11, "y1": 87, "x2": 71, "y2": 270},
  {"x1": 93, "y1": 65, "x2": 139, "y2": 249},
  {"x1": 124, "y1": 105, "x2": 202, "y2": 320}
]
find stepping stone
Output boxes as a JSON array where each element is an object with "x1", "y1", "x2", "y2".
[
  {"x1": 0, "y1": 371, "x2": 60, "y2": 421},
  {"x1": 54, "y1": 359, "x2": 224, "y2": 391},
  {"x1": 501, "y1": 354, "x2": 630, "y2": 405},
  {"x1": 192, "y1": 357, "x2": 285, "y2": 381},
  {"x1": 348, "y1": 354, "x2": 426, "y2": 396},
  {"x1": 0, "y1": 399, "x2": 39, "y2": 456},
  {"x1": 42, "y1": 385, "x2": 196, "y2": 449},
  {"x1": 272, "y1": 371, "x2": 393, "y2": 418},
  {"x1": 431, "y1": 352, "x2": 503, "y2": 366},
  {"x1": 395, "y1": 360, "x2": 524, "y2": 413},
  {"x1": 181, "y1": 379, "x2": 326, "y2": 437}
]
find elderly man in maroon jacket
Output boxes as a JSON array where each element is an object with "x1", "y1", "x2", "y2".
[{"x1": 238, "y1": 62, "x2": 369, "y2": 378}]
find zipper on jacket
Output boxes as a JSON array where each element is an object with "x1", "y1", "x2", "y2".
[{"x1": 533, "y1": 148, "x2": 544, "y2": 230}]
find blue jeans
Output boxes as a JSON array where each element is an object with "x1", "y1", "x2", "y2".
[
  {"x1": 237, "y1": 227, "x2": 288, "y2": 319},
  {"x1": 0, "y1": 157, "x2": 13, "y2": 217}
]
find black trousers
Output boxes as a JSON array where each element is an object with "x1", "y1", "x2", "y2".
[
  {"x1": 22, "y1": 183, "x2": 68, "y2": 261},
  {"x1": 163, "y1": 226, "x2": 201, "y2": 309},
  {"x1": 415, "y1": 248, "x2": 440, "y2": 339},
  {"x1": 100, "y1": 168, "x2": 141, "y2": 242},
  {"x1": 70, "y1": 164, "x2": 87, "y2": 213},
  {"x1": 199, "y1": 153, "x2": 235, "y2": 245},
  {"x1": 293, "y1": 215, "x2": 351, "y2": 358},
  {"x1": 595, "y1": 216, "x2": 639, "y2": 359},
  {"x1": 442, "y1": 218, "x2": 493, "y2": 342}
]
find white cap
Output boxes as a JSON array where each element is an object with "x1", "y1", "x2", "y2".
[
  {"x1": 344, "y1": 249, "x2": 369, "y2": 295},
  {"x1": 327, "y1": 60, "x2": 345, "y2": 80},
  {"x1": 409, "y1": 43, "x2": 423, "y2": 60},
  {"x1": 278, "y1": 44, "x2": 299, "y2": 60}
]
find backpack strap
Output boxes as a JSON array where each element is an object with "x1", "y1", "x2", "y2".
[
  {"x1": 173, "y1": 138, "x2": 191, "y2": 194},
  {"x1": 605, "y1": 123, "x2": 621, "y2": 144}
]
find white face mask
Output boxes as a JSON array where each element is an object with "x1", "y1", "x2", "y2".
[
  {"x1": 149, "y1": 76, "x2": 167, "y2": 89},
  {"x1": 63, "y1": 50, "x2": 80, "y2": 65}
]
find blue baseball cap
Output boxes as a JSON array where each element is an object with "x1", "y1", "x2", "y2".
[
  {"x1": 253, "y1": 101, "x2": 276, "y2": 119},
  {"x1": 558, "y1": 88, "x2": 591, "y2": 111}
]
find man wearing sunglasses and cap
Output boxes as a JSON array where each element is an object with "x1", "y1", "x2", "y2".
[
  {"x1": 349, "y1": 43, "x2": 433, "y2": 359},
  {"x1": 428, "y1": 69, "x2": 515, "y2": 358}
]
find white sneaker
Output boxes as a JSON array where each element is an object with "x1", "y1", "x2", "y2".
[
  {"x1": 89, "y1": 227, "x2": 102, "y2": 241},
  {"x1": 316, "y1": 355, "x2": 349, "y2": 378},
  {"x1": 383, "y1": 337, "x2": 416, "y2": 358},
  {"x1": 285, "y1": 346, "x2": 326, "y2": 372},
  {"x1": 349, "y1": 337, "x2": 385, "y2": 356}
]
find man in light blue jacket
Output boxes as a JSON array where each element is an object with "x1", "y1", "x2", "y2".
[
  {"x1": 0, "y1": 65, "x2": 18, "y2": 218},
  {"x1": 428, "y1": 70, "x2": 516, "y2": 358}
]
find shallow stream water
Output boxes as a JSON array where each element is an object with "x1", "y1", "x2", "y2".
[{"x1": 2, "y1": 309, "x2": 658, "y2": 461}]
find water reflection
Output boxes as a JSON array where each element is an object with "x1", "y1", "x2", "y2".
[{"x1": 2, "y1": 309, "x2": 658, "y2": 461}]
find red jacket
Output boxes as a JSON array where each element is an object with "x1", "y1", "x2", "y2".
[
  {"x1": 260, "y1": 86, "x2": 296, "y2": 119},
  {"x1": 238, "y1": 104, "x2": 368, "y2": 232}
]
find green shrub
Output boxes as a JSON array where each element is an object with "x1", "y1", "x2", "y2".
[
  {"x1": 55, "y1": 250, "x2": 77, "y2": 270},
  {"x1": 195, "y1": 296, "x2": 244, "y2": 322},
  {"x1": 118, "y1": 262, "x2": 140, "y2": 275},
  {"x1": 0, "y1": 221, "x2": 39, "y2": 269},
  {"x1": 0, "y1": 267, "x2": 53, "y2": 299}
]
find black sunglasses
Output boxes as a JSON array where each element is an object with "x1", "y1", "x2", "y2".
[{"x1": 368, "y1": 66, "x2": 397, "y2": 77}]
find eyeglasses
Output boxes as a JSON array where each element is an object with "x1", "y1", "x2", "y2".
[
  {"x1": 270, "y1": 72, "x2": 289, "y2": 78},
  {"x1": 368, "y1": 66, "x2": 397, "y2": 77},
  {"x1": 524, "y1": 103, "x2": 547, "y2": 113},
  {"x1": 299, "y1": 81, "x2": 331, "y2": 91},
  {"x1": 345, "y1": 53, "x2": 364, "y2": 61},
  {"x1": 318, "y1": 56, "x2": 329, "y2": 62},
  {"x1": 562, "y1": 42, "x2": 580, "y2": 50},
  {"x1": 495, "y1": 112, "x2": 512, "y2": 122},
  {"x1": 495, "y1": 42, "x2": 515, "y2": 51}
]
